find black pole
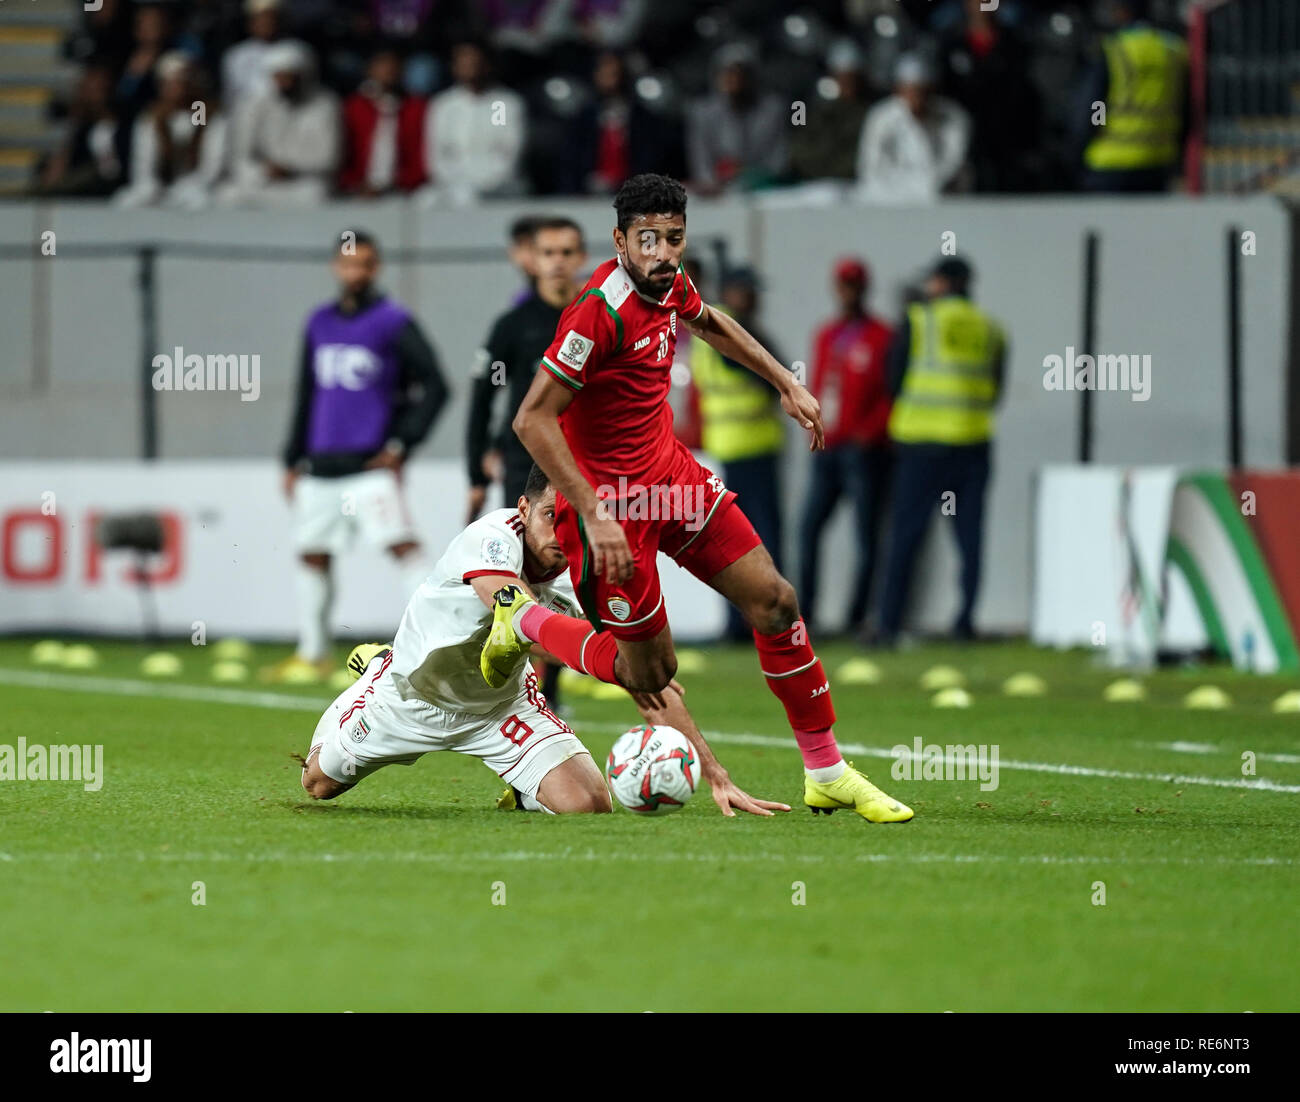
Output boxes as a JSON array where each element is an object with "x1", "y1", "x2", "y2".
[
  {"x1": 1226, "y1": 225, "x2": 1243, "y2": 468},
  {"x1": 138, "y1": 245, "x2": 158, "y2": 459},
  {"x1": 1079, "y1": 230, "x2": 1099, "y2": 463}
]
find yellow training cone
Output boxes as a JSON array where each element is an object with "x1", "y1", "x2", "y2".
[
  {"x1": 327, "y1": 667, "x2": 355, "y2": 690},
  {"x1": 588, "y1": 679, "x2": 628, "y2": 702},
  {"x1": 920, "y1": 665, "x2": 965, "y2": 691},
  {"x1": 212, "y1": 638, "x2": 253, "y2": 661},
  {"x1": 1002, "y1": 672, "x2": 1047, "y2": 697},
  {"x1": 1184, "y1": 685, "x2": 1231, "y2": 710},
  {"x1": 1271, "y1": 690, "x2": 1300, "y2": 714},
  {"x1": 1103, "y1": 678, "x2": 1146, "y2": 702},
  {"x1": 838, "y1": 657, "x2": 882, "y2": 685},
  {"x1": 932, "y1": 687, "x2": 972, "y2": 708},
  {"x1": 212, "y1": 661, "x2": 250, "y2": 683},
  {"x1": 30, "y1": 640, "x2": 66, "y2": 665},
  {"x1": 557, "y1": 667, "x2": 592, "y2": 699},
  {"x1": 60, "y1": 644, "x2": 99, "y2": 670},
  {"x1": 141, "y1": 652, "x2": 182, "y2": 677},
  {"x1": 674, "y1": 649, "x2": 709, "y2": 675}
]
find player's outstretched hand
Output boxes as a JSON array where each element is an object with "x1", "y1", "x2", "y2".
[
  {"x1": 781, "y1": 383, "x2": 826, "y2": 451},
  {"x1": 587, "y1": 510, "x2": 634, "y2": 583},
  {"x1": 704, "y1": 765, "x2": 792, "y2": 818},
  {"x1": 627, "y1": 678, "x2": 686, "y2": 716}
]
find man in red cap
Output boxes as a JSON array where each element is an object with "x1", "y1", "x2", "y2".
[{"x1": 798, "y1": 257, "x2": 895, "y2": 637}]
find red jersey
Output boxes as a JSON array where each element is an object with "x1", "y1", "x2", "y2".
[
  {"x1": 810, "y1": 313, "x2": 894, "y2": 448},
  {"x1": 541, "y1": 256, "x2": 705, "y2": 484}
]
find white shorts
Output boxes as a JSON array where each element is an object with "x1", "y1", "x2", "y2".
[
  {"x1": 294, "y1": 469, "x2": 418, "y2": 554},
  {"x1": 308, "y1": 653, "x2": 590, "y2": 799}
]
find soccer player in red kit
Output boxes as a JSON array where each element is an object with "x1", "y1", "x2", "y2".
[{"x1": 485, "y1": 173, "x2": 911, "y2": 822}]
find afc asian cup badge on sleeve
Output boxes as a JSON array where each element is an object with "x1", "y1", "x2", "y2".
[
  {"x1": 558, "y1": 330, "x2": 594, "y2": 371},
  {"x1": 482, "y1": 537, "x2": 511, "y2": 568}
]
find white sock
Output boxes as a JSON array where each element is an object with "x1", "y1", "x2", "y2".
[
  {"x1": 398, "y1": 550, "x2": 433, "y2": 598},
  {"x1": 805, "y1": 760, "x2": 847, "y2": 784},
  {"x1": 519, "y1": 790, "x2": 556, "y2": 814},
  {"x1": 296, "y1": 562, "x2": 333, "y2": 662},
  {"x1": 511, "y1": 597, "x2": 537, "y2": 641}
]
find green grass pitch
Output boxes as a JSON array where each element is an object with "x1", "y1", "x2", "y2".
[{"x1": 2, "y1": 636, "x2": 1297, "y2": 1012}]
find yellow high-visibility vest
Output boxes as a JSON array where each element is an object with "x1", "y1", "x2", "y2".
[
  {"x1": 691, "y1": 310, "x2": 784, "y2": 462},
  {"x1": 1085, "y1": 26, "x2": 1188, "y2": 172},
  {"x1": 888, "y1": 297, "x2": 1003, "y2": 446}
]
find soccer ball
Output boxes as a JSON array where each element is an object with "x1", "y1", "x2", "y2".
[{"x1": 605, "y1": 724, "x2": 700, "y2": 815}]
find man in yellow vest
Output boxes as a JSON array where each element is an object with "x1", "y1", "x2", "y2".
[
  {"x1": 878, "y1": 256, "x2": 1006, "y2": 643},
  {"x1": 691, "y1": 266, "x2": 787, "y2": 639},
  {"x1": 1079, "y1": 0, "x2": 1188, "y2": 192}
]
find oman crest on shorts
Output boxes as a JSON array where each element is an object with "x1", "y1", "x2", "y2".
[{"x1": 607, "y1": 597, "x2": 631, "y2": 622}]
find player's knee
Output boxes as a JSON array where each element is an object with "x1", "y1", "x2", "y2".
[
  {"x1": 545, "y1": 780, "x2": 612, "y2": 814},
  {"x1": 301, "y1": 770, "x2": 347, "y2": 800},
  {"x1": 572, "y1": 786, "x2": 613, "y2": 814},
  {"x1": 745, "y1": 575, "x2": 800, "y2": 634}
]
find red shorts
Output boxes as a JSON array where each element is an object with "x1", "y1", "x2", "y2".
[{"x1": 554, "y1": 445, "x2": 762, "y2": 640}]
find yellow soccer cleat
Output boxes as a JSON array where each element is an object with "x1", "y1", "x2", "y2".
[
  {"x1": 480, "y1": 584, "x2": 534, "y2": 688},
  {"x1": 496, "y1": 785, "x2": 521, "y2": 811},
  {"x1": 344, "y1": 643, "x2": 391, "y2": 683},
  {"x1": 804, "y1": 762, "x2": 914, "y2": 823}
]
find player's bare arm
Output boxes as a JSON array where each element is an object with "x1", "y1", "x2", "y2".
[
  {"x1": 513, "y1": 370, "x2": 634, "y2": 583},
  {"x1": 630, "y1": 679, "x2": 792, "y2": 818},
  {"x1": 687, "y1": 303, "x2": 826, "y2": 451}
]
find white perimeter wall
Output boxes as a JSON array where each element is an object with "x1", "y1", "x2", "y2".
[{"x1": 0, "y1": 194, "x2": 1289, "y2": 635}]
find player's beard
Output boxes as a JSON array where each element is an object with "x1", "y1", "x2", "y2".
[{"x1": 626, "y1": 259, "x2": 676, "y2": 298}]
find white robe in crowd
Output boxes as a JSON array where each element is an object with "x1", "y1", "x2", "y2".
[
  {"x1": 116, "y1": 110, "x2": 229, "y2": 210},
  {"x1": 856, "y1": 93, "x2": 972, "y2": 203},
  {"x1": 418, "y1": 84, "x2": 526, "y2": 206},
  {"x1": 219, "y1": 83, "x2": 341, "y2": 205}
]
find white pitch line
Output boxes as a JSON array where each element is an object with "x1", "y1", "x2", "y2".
[
  {"x1": 5, "y1": 666, "x2": 1300, "y2": 795},
  {"x1": 622, "y1": 727, "x2": 1300, "y2": 795},
  {"x1": 1150, "y1": 741, "x2": 1300, "y2": 766},
  {"x1": 0, "y1": 666, "x2": 325, "y2": 711},
  {"x1": 0, "y1": 850, "x2": 1295, "y2": 867}
]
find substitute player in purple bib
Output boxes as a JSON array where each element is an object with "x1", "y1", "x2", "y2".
[
  {"x1": 271, "y1": 230, "x2": 448, "y2": 682},
  {"x1": 489, "y1": 174, "x2": 913, "y2": 822},
  {"x1": 301, "y1": 465, "x2": 787, "y2": 816}
]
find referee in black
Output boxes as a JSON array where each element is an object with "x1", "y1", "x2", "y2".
[
  {"x1": 466, "y1": 216, "x2": 587, "y2": 710},
  {"x1": 466, "y1": 216, "x2": 588, "y2": 519}
]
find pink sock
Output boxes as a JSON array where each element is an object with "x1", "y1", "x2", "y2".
[
  {"x1": 518, "y1": 603, "x2": 553, "y2": 642},
  {"x1": 517, "y1": 603, "x2": 620, "y2": 683},
  {"x1": 793, "y1": 727, "x2": 842, "y2": 770}
]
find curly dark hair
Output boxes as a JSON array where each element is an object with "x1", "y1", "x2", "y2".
[{"x1": 612, "y1": 173, "x2": 688, "y2": 233}]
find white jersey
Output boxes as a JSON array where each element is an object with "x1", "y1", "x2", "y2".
[{"x1": 386, "y1": 508, "x2": 580, "y2": 714}]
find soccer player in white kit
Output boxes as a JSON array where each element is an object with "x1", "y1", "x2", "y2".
[{"x1": 301, "y1": 465, "x2": 787, "y2": 815}]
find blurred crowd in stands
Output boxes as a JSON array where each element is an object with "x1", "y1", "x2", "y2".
[{"x1": 35, "y1": 0, "x2": 1189, "y2": 207}]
